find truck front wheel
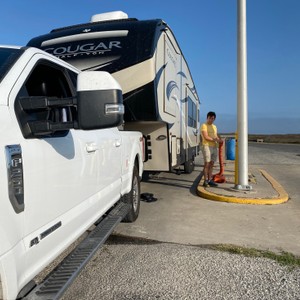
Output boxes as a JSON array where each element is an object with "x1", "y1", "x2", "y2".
[{"x1": 122, "y1": 165, "x2": 140, "y2": 222}]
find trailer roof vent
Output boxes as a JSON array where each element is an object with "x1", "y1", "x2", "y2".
[{"x1": 90, "y1": 11, "x2": 128, "y2": 23}]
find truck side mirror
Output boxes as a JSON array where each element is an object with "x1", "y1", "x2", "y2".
[{"x1": 77, "y1": 71, "x2": 124, "y2": 130}]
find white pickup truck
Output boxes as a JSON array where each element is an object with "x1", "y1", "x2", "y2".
[{"x1": 0, "y1": 46, "x2": 144, "y2": 300}]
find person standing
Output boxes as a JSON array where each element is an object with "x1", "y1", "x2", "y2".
[{"x1": 200, "y1": 111, "x2": 222, "y2": 187}]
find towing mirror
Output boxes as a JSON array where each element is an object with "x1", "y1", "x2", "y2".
[{"x1": 77, "y1": 71, "x2": 124, "y2": 130}]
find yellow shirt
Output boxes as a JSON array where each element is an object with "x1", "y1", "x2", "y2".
[{"x1": 201, "y1": 123, "x2": 218, "y2": 147}]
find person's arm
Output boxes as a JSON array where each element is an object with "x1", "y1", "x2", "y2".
[
  {"x1": 202, "y1": 130, "x2": 218, "y2": 142},
  {"x1": 214, "y1": 126, "x2": 222, "y2": 144}
]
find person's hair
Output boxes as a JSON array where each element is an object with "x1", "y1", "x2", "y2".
[{"x1": 207, "y1": 111, "x2": 216, "y2": 119}]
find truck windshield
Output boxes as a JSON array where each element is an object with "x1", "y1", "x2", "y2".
[{"x1": 0, "y1": 48, "x2": 23, "y2": 83}]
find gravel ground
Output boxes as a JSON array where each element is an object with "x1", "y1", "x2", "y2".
[{"x1": 62, "y1": 236, "x2": 300, "y2": 300}]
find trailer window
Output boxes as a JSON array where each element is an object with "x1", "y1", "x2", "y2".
[{"x1": 188, "y1": 97, "x2": 197, "y2": 128}]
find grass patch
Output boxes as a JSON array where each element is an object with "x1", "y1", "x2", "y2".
[
  {"x1": 211, "y1": 244, "x2": 300, "y2": 269},
  {"x1": 111, "y1": 235, "x2": 300, "y2": 269}
]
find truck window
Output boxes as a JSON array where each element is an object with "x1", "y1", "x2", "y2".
[
  {"x1": 0, "y1": 48, "x2": 23, "y2": 83},
  {"x1": 14, "y1": 61, "x2": 77, "y2": 138}
]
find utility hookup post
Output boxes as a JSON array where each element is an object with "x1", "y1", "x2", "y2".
[{"x1": 235, "y1": 0, "x2": 252, "y2": 191}]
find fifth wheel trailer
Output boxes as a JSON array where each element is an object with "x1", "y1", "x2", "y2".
[{"x1": 28, "y1": 11, "x2": 201, "y2": 173}]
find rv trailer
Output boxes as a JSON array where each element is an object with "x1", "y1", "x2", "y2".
[{"x1": 28, "y1": 11, "x2": 200, "y2": 173}]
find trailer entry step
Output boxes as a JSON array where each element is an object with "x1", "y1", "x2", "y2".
[{"x1": 23, "y1": 201, "x2": 130, "y2": 300}]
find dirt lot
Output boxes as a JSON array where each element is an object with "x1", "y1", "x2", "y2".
[
  {"x1": 221, "y1": 134, "x2": 300, "y2": 144},
  {"x1": 248, "y1": 134, "x2": 300, "y2": 144}
]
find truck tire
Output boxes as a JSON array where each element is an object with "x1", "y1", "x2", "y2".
[
  {"x1": 122, "y1": 165, "x2": 140, "y2": 222},
  {"x1": 184, "y1": 158, "x2": 195, "y2": 174}
]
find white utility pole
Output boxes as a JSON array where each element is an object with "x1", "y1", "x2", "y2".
[{"x1": 236, "y1": 0, "x2": 252, "y2": 190}]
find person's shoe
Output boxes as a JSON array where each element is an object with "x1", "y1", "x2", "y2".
[
  {"x1": 208, "y1": 180, "x2": 218, "y2": 187},
  {"x1": 203, "y1": 180, "x2": 209, "y2": 187}
]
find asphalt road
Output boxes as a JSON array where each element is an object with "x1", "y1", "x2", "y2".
[
  {"x1": 248, "y1": 142, "x2": 300, "y2": 207},
  {"x1": 60, "y1": 142, "x2": 300, "y2": 300}
]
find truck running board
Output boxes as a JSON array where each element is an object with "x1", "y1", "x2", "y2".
[{"x1": 22, "y1": 201, "x2": 130, "y2": 300}]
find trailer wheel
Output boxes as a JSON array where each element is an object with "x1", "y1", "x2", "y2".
[
  {"x1": 122, "y1": 165, "x2": 140, "y2": 222},
  {"x1": 184, "y1": 159, "x2": 195, "y2": 174}
]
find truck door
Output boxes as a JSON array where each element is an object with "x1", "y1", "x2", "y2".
[{"x1": 8, "y1": 56, "x2": 120, "y2": 279}]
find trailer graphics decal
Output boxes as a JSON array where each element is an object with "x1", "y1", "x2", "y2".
[
  {"x1": 166, "y1": 72, "x2": 188, "y2": 103},
  {"x1": 166, "y1": 80, "x2": 178, "y2": 101}
]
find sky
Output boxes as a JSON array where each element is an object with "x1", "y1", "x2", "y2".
[{"x1": 0, "y1": 0, "x2": 299, "y2": 134}]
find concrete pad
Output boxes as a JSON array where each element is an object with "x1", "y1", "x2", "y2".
[
  {"x1": 115, "y1": 154, "x2": 300, "y2": 256},
  {"x1": 197, "y1": 161, "x2": 289, "y2": 205}
]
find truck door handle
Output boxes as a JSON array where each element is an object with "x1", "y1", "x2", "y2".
[
  {"x1": 114, "y1": 140, "x2": 121, "y2": 147},
  {"x1": 86, "y1": 143, "x2": 98, "y2": 153}
]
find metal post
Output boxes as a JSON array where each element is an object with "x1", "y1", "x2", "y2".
[
  {"x1": 234, "y1": 132, "x2": 238, "y2": 185},
  {"x1": 235, "y1": 0, "x2": 252, "y2": 190}
]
